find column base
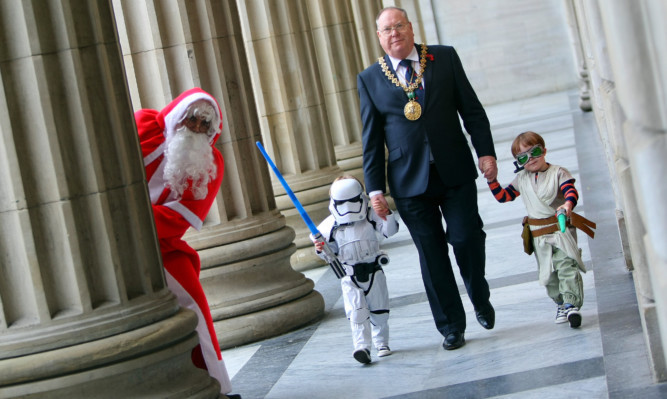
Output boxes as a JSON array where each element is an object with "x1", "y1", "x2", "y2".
[
  {"x1": 214, "y1": 290, "x2": 324, "y2": 349},
  {"x1": 0, "y1": 309, "x2": 223, "y2": 399},
  {"x1": 198, "y1": 225, "x2": 325, "y2": 348}
]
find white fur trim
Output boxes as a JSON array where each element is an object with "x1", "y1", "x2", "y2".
[
  {"x1": 164, "y1": 271, "x2": 232, "y2": 393},
  {"x1": 147, "y1": 159, "x2": 168, "y2": 203},
  {"x1": 143, "y1": 142, "x2": 166, "y2": 167},
  {"x1": 164, "y1": 200, "x2": 204, "y2": 230},
  {"x1": 163, "y1": 92, "x2": 221, "y2": 145}
]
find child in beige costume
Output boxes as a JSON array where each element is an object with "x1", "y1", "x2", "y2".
[{"x1": 486, "y1": 131, "x2": 595, "y2": 328}]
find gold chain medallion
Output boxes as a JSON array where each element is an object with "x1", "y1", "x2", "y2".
[
  {"x1": 378, "y1": 44, "x2": 428, "y2": 121},
  {"x1": 404, "y1": 101, "x2": 422, "y2": 121}
]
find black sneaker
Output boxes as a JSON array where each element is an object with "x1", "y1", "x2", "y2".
[
  {"x1": 565, "y1": 306, "x2": 582, "y2": 328},
  {"x1": 353, "y1": 348, "x2": 371, "y2": 364}
]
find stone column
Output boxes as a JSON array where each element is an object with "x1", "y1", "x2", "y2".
[
  {"x1": 306, "y1": 1, "x2": 365, "y2": 178},
  {"x1": 390, "y1": 0, "x2": 440, "y2": 45},
  {"x1": 568, "y1": 1, "x2": 639, "y2": 274},
  {"x1": 0, "y1": 2, "x2": 220, "y2": 398},
  {"x1": 562, "y1": 0, "x2": 592, "y2": 112},
  {"x1": 572, "y1": 0, "x2": 659, "y2": 379},
  {"x1": 350, "y1": 0, "x2": 384, "y2": 69},
  {"x1": 596, "y1": 0, "x2": 667, "y2": 381},
  {"x1": 579, "y1": 2, "x2": 644, "y2": 288},
  {"x1": 236, "y1": 0, "x2": 344, "y2": 271},
  {"x1": 112, "y1": 0, "x2": 324, "y2": 348}
]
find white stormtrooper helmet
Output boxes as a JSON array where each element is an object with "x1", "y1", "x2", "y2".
[{"x1": 329, "y1": 178, "x2": 368, "y2": 224}]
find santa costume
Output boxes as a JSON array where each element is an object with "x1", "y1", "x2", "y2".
[{"x1": 135, "y1": 88, "x2": 232, "y2": 394}]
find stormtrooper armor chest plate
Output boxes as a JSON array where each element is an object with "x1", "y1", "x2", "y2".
[{"x1": 333, "y1": 222, "x2": 381, "y2": 265}]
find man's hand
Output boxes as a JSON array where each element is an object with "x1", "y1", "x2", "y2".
[
  {"x1": 371, "y1": 193, "x2": 390, "y2": 220},
  {"x1": 479, "y1": 156, "x2": 498, "y2": 181}
]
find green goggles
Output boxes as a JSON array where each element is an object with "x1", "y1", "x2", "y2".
[{"x1": 515, "y1": 145, "x2": 544, "y2": 166}]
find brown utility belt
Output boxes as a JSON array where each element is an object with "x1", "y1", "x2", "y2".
[
  {"x1": 520, "y1": 212, "x2": 596, "y2": 255},
  {"x1": 524, "y1": 212, "x2": 596, "y2": 238}
]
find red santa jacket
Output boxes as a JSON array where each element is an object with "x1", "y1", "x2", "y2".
[{"x1": 135, "y1": 88, "x2": 224, "y2": 273}]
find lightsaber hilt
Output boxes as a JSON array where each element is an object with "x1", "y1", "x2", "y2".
[
  {"x1": 557, "y1": 209, "x2": 567, "y2": 233},
  {"x1": 256, "y1": 141, "x2": 346, "y2": 279}
]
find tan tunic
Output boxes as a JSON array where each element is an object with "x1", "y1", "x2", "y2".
[{"x1": 515, "y1": 165, "x2": 586, "y2": 285}]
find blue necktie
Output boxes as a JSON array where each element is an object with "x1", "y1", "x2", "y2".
[
  {"x1": 399, "y1": 59, "x2": 424, "y2": 107},
  {"x1": 400, "y1": 59, "x2": 432, "y2": 160}
]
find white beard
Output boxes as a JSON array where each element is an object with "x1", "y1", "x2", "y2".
[{"x1": 163, "y1": 127, "x2": 216, "y2": 200}]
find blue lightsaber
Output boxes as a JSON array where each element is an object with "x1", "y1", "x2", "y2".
[{"x1": 256, "y1": 141, "x2": 345, "y2": 278}]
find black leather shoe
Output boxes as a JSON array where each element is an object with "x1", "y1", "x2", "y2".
[
  {"x1": 476, "y1": 303, "x2": 495, "y2": 330},
  {"x1": 442, "y1": 332, "x2": 465, "y2": 350}
]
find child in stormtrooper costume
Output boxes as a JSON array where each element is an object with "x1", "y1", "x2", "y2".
[{"x1": 312, "y1": 176, "x2": 399, "y2": 364}]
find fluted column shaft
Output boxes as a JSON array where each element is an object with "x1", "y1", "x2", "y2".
[
  {"x1": 350, "y1": 0, "x2": 384, "y2": 69},
  {"x1": 390, "y1": 0, "x2": 439, "y2": 45},
  {"x1": 568, "y1": 0, "x2": 666, "y2": 381},
  {"x1": 569, "y1": 1, "x2": 645, "y2": 279},
  {"x1": 236, "y1": 0, "x2": 343, "y2": 270},
  {"x1": 112, "y1": 0, "x2": 324, "y2": 348},
  {"x1": 595, "y1": 0, "x2": 667, "y2": 380},
  {"x1": 562, "y1": 0, "x2": 592, "y2": 112},
  {"x1": 307, "y1": 1, "x2": 365, "y2": 177},
  {"x1": 0, "y1": 1, "x2": 219, "y2": 397}
]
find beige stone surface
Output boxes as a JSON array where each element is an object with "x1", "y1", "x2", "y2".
[
  {"x1": 568, "y1": 0, "x2": 667, "y2": 380},
  {"x1": 113, "y1": 0, "x2": 327, "y2": 350},
  {"x1": 0, "y1": 1, "x2": 222, "y2": 396}
]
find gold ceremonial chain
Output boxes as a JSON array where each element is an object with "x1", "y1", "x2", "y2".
[{"x1": 378, "y1": 44, "x2": 428, "y2": 121}]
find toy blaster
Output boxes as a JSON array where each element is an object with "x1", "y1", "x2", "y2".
[{"x1": 255, "y1": 141, "x2": 346, "y2": 278}]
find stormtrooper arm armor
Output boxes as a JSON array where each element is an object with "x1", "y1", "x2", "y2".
[
  {"x1": 370, "y1": 209, "x2": 399, "y2": 238},
  {"x1": 311, "y1": 215, "x2": 339, "y2": 263}
]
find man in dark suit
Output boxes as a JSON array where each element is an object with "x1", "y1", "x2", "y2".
[{"x1": 357, "y1": 6, "x2": 498, "y2": 350}]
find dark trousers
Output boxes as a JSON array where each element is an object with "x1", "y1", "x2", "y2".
[{"x1": 394, "y1": 164, "x2": 490, "y2": 336}]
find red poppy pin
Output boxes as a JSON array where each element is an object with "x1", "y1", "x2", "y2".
[{"x1": 426, "y1": 54, "x2": 434, "y2": 62}]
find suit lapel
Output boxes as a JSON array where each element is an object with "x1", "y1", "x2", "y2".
[{"x1": 421, "y1": 45, "x2": 432, "y2": 108}]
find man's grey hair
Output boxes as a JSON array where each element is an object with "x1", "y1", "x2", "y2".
[{"x1": 375, "y1": 7, "x2": 409, "y2": 29}]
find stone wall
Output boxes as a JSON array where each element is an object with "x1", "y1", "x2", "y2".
[{"x1": 430, "y1": 0, "x2": 578, "y2": 104}]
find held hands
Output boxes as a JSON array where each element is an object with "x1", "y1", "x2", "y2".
[
  {"x1": 371, "y1": 193, "x2": 390, "y2": 220},
  {"x1": 479, "y1": 156, "x2": 498, "y2": 182}
]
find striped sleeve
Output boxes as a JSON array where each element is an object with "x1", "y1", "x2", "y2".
[
  {"x1": 560, "y1": 178, "x2": 578, "y2": 207},
  {"x1": 488, "y1": 180, "x2": 520, "y2": 203}
]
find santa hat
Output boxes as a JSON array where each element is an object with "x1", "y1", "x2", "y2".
[
  {"x1": 157, "y1": 87, "x2": 223, "y2": 146},
  {"x1": 136, "y1": 88, "x2": 224, "y2": 167}
]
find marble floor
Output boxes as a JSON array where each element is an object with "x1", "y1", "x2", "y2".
[{"x1": 221, "y1": 91, "x2": 667, "y2": 399}]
